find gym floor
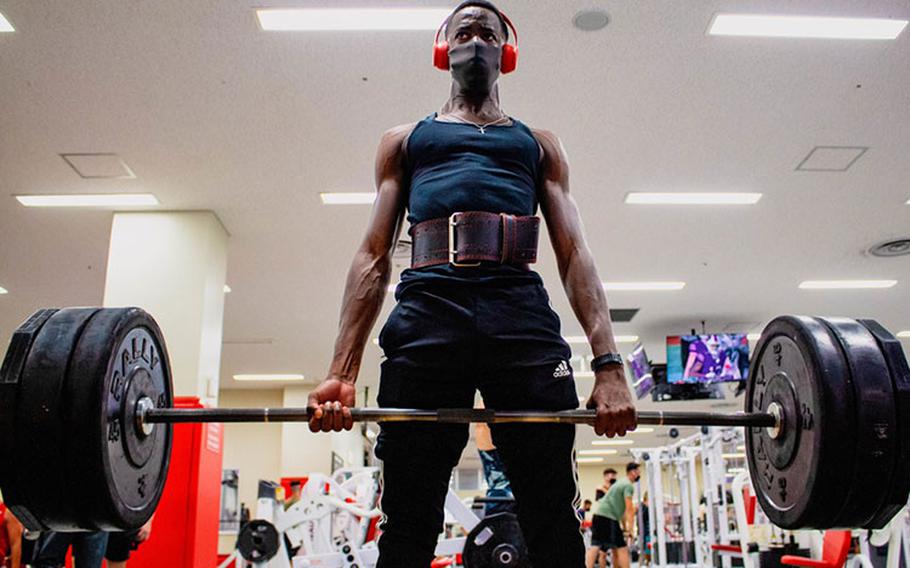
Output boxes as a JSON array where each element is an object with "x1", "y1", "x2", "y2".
[{"x1": 0, "y1": 1, "x2": 908, "y2": 567}]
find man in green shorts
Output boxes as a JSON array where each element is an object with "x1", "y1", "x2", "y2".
[{"x1": 591, "y1": 462, "x2": 640, "y2": 568}]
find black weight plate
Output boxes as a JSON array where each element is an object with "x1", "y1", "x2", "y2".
[
  {"x1": 65, "y1": 307, "x2": 173, "y2": 530},
  {"x1": 746, "y1": 316, "x2": 856, "y2": 529},
  {"x1": 817, "y1": 318, "x2": 897, "y2": 528},
  {"x1": 0, "y1": 308, "x2": 58, "y2": 531},
  {"x1": 237, "y1": 520, "x2": 280, "y2": 562},
  {"x1": 857, "y1": 319, "x2": 910, "y2": 528},
  {"x1": 7, "y1": 308, "x2": 101, "y2": 531},
  {"x1": 463, "y1": 512, "x2": 530, "y2": 568}
]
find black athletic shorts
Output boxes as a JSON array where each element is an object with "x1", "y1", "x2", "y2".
[
  {"x1": 591, "y1": 515, "x2": 626, "y2": 550},
  {"x1": 104, "y1": 529, "x2": 141, "y2": 562}
]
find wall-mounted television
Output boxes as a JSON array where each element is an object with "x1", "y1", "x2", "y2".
[{"x1": 666, "y1": 333, "x2": 749, "y2": 384}]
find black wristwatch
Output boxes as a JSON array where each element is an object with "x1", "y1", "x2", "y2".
[{"x1": 591, "y1": 352, "x2": 624, "y2": 372}]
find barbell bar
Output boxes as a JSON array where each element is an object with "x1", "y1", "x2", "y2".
[
  {"x1": 140, "y1": 405, "x2": 779, "y2": 428},
  {"x1": 1, "y1": 307, "x2": 909, "y2": 535}
]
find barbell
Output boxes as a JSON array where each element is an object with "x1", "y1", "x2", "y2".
[{"x1": 0, "y1": 307, "x2": 908, "y2": 533}]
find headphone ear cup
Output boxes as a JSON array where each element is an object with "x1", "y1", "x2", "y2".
[
  {"x1": 500, "y1": 44, "x2": 518, "y2": 74},
  {"x1": 433, "y1": 41, "x2": 450, "y2": 70}
]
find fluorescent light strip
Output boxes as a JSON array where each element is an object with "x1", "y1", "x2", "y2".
[
  {"x1": 897, "y1": 331, "x2": 910, "y2": 338},
  {"x1": 233, "y1": 374, "x2": 305, "y2": 382},
  {"x1": 747, "y1": 333, "x2": 761, "y2": 341},
  {"x1": 258, "y1": 8, "x2": 451, "y2": 31},
  {"x1": 579, "y1": 449, "x2": 619, "y2": 456},
  {"x1": 0, "y1": 12, "x2": 14, "y2": 32},
  {"x1": 625, "y1": 192, "x2": 761, "y2": 205},
  {"x1": 799, "y1": 280, "x2": 897, "y2": 290},
  {"x1": 603, "y1": 281, "x2": 686, "y2": 291},
  {"x1": 564, "y1": 335, "x2": 639, "y2": 344},
  {"x1": 728, "y1": 467, "x2": 746, "y2": 474},
  {"x1": 592, "y1": 440, "x2": 634, "y2": 446},
  {"x1": 223, "y1": 285, "x2": 232, "y2": 294},
  {"x1": 577, "y1": 457, "x2": 605, "y2": 464},
  {"x1": 630, "y1": 427, "x2": 654, "y2": 434},
  {"x1": 736, "y1": 444, "x2": 745, "y2": 451},
  {"x1": 709, "y1": 14, "x2": 907, "y2": 40},
  {"x1": 16, "y1": 193, "x2": 159, "y2": 208},
  {"x1": 0, "y1": 286, "x2": 7, "y2": 295},
  {"x1": 722, "y1": 453, "x2": 746, "y2": 459},
  {"x1": 320, "y1": 192, "x2": 376, "y2": 205}
]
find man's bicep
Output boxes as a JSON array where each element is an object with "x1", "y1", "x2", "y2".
[{"x1": 362, "y1": 126, "x2": 412, "y2": 256}]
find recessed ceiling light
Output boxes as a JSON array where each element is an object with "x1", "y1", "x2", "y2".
[
  {"x1": 630, "y1": 427, "x2": 654, "y2": 434},
  {"x1": 603, "y1": 281, "x2": 686, "y2": 291},
  {"x1": 708, "y1": 14, "x2": 908, "y2": 40},
  {"x1": 579, "y1": 449, "x2": 619, "y2": 456},
  {"x1": 0, "y1": 12, "x2": 14, "y2": 32},
  {"x1": 564, "y1": 335, "x2": 639, "y2": 344},
  {"x1": 592, "y1": 440, "x2": 634, "y2": 446},
  {"x1": 897, "y1": 331, "x2": 910, "y2": 338},
  {"x1": 799, "y1": 280, "x2": 897, "y2": 290},
  {"x1": 257, "y1": 8, "x2": 451, "y2": 31},
  {"x1": 747, "y1": 333, "x2": 761, "y2": 341},
  {"x1": 15, "y1": 193, "x2": 159, "y2": 208},
  {"x1": 625, "y1": 192, "x2": 762, "y2": 205},
  {"x1": 223, "y1": 285, "x2": 232, "y2": 293},
  {"x1": 233, "y1": 374, "x2": 305, "y2": 382},
  {"x1": 576, "y1": 457, "x2": 606, "y2": 464},
  {"x1": 728, "y1": 467, "x2": 747, "y2": 474},
  {"x1": 722, "y1": 452, "x2": 746, "y2": 459},
  {"x1": 320, "y1": 192, "x2": 376, "y2": 205},
  {"x1": 573, "y1": 8, "x2": 610, "y2": 32},
  {"x1": 0, "y1": 286, "x2": 7, "y2": 295}
]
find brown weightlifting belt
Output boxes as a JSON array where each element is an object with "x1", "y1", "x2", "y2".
[{"x1": 410, "y1": 211, "x2": 540, "y2": 269}]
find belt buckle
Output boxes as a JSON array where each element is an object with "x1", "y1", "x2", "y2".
[{"x1": 448, "y1": 213, "x2": 481, "y2": 268}]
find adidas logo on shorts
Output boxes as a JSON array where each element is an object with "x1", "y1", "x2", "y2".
[{"x1": 553, "y1": 360, "x2": 572, "y2": 378}]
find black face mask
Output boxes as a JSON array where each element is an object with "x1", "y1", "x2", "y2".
[{"x1": 448, "y1": 39, "x2": 500, "y2": 93}]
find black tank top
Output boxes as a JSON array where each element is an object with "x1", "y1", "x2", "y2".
[{"x1": 398, "y1": 113, "x2": 544, "y2": 291}]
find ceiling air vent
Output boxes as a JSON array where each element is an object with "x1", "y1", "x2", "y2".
[
  {"x1": 868, "y1": 238, "x2": 910, "y2": 258},
  {"x1": 609, "y1": 309, "x2": 639, "y2": 323}
]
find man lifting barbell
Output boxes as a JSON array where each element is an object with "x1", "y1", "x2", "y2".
[
  {"x1": 2, "y1": 2, "x2": 910, "y2": 565},
  {"x1": 303, "y1": 2, "x2": 635, "y2": 565}
]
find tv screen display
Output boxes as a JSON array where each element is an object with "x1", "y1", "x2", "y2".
[
  {"x1": 666, "y1": 333, "x2": 749, "y2": 384},
  {"x1": 626, "y1": 343, "x2": 654, "y2": 399}
]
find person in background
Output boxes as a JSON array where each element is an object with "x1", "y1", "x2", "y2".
[
  {"x1": 595, "y1": 468, "x2": 617, "y2": 500},
  {"x1": 33, "y1": 532, "x2": 109, "y2": 568},
  {"x1": 0, "y1": 500, "x2": 21, "y2": 568},
  {"x1": 475, "y1": 409, "x2": 515, "y2": 516},
  {"x1": 104, "y1": 516, "x2": 153, "y2": 568},
  {"x1": 640, "y1": 492, "x2": 651, "y2": 566},
  {"x1": 595, "y1": 462, "x2": 641, "y2": 568},
  {"x1": 284, "y1": 480, "x2": 303, "y2": 511}
]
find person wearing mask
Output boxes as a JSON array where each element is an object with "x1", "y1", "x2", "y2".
[{"x1": 594, "y1": 462, "x2": 641, "y2": 568}]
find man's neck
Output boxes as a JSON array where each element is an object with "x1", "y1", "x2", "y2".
[{"x1": 441, "y1": 82, "x2": 504, "y2": 122}]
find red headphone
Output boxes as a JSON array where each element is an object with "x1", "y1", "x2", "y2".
[{"x1": 433, "y1": 10, "x2": 519, "y2": 74}]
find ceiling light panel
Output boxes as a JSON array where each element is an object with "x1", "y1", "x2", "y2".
[
  {"x1": 16, "y1": 194, "x2": 159, "y2": 208},
  {"x1": 578, "y1": 449, "x2": 619, "y2": 456},
  {"x1": 603, "y1": 281, "x2": 686, "y2": 291},
  {"x1": 625, "y1": 192, "x2": 762, "y2": 205},
  {"x1": 233, "y1": 374, "x2": 305, "y2": 382},
  {"x1": 708, "y1": 14, "x2": 908, "y2": 40},
  {"x1": 0, "y1": 286, "x2": 7, "y2": 295},
  {"x1": 0, "y1": 12, "x2": 14, "y2": 32},
  {"x1": 257, "y1": 8, "x2": 451, "y2": 31},
  {"x1": 320, "y1": 192, "x2": 376, "y2": 205},
  {"x1": 592, "y1": 440, "x2": 634, "y2": 446},
  {"x1": 897, "y1": 331, "x2": 910, "y2": 338},
  {"x1": 576, "y1": 457, "x2": 605, "y2": 464},
  {"x1": 799, "y1": 280, "x2": 897, "y2": 289}
]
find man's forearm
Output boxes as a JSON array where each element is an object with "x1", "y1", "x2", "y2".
[
  {"x1": 327, "y1": 248, "x2": 392, "y2": 384},
  {"x1": 560, "y1": 245, "x2": 617, "y2": 356}
]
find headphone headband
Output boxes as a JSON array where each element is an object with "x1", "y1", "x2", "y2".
[{"x1": 434, "y1": 9, "x2": 519, "y2": 50}]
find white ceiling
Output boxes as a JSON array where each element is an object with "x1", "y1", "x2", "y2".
[{"x1": 1, "y1": 0, "x2": 909, "y2": 455}]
